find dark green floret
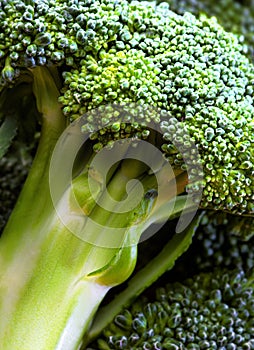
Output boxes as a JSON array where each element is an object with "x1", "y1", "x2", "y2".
[
  {"x1": 91, "y1": 267, "x2": 254, "y2": 350},
  {"x1": 171, "y1": 212, "x2": 254, "y2": 279},
  {"x1": 194, "y1": 215, "x2": 254, "y2": 271}
]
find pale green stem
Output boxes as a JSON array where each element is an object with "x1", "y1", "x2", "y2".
[
  {"x1": 0, "y1": 74, "x2": 155, "y2": 349},
  {"x1": 85, "y1": 212, "x2": 203, "y2": 346}
]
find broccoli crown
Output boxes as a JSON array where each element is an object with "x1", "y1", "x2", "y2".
[
  {"x1": 90, "y1": 267, "x2": 254, "y2": 350},
  {"x1": 60, "y1": 1, "x2": 254, "y2": 215},
  {"x1": 1, "y1": 0, "x2": 254, "y2": 214},
  {"x1": 156, "y1": 0, "x2": 254, "y2": 60}
]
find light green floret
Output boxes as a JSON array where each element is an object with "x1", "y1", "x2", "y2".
[
  {"x1": 59, "y1": 2, "x2": 254, "y2": 215},
  {"x1": 60, "y1": 49, "x2": 162, "y2": 119}
]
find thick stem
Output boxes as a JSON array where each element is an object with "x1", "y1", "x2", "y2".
[
  {"x1": 0, "y1": 66, "x2": 68, "y2": 347},
  {"x1": 0, "y1": 83, "x2": 154, "y2": 348},
  {"x1": 0, "y1": 215, "x2": 112, "y2": 349}
]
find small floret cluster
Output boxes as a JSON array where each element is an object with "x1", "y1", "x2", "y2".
[
  {"x1": 193, "y1": 213, "x2": 254, "y2": 271},
  {"x1": 169, "y1": 212, "x2": 254, "y2": 280},
  {"x1": 92, "y1": 268, "x2": 254, "y2": 350},
  {"x1": 1, "y1": 0, "x2": 253, "y2": 214},
  {"x1": 158, "y1": 0, "x2": 254, "y2": 60}
]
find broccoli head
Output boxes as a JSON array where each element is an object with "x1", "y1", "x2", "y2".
[
  {"x1": 1, "y1": 0, "x2": 254, "y2": 215},
  {"x1": 155, "y1": 0, "x2": 254, "y2": 60},
  {"x1": 0, "y1": 1, "x2": 254, "y2": 349},
  {"x1": 59, "y1": 1, "x2": 254, "y2": 215},
  {"x1": 90, "y1": 267, "x2": 254, "y2": 350}
]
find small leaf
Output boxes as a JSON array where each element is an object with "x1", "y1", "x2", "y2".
[{"x1": 0, "y1": 114, "x2": 17, "y2": 159}]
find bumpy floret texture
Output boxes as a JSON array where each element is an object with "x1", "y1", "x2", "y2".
[
  {"x1": 156, "y1": 0, "x2": 254, "y2": 60},
  {"x1": 170, "y1": 212, "x2": 254, "y2": 280},
  {"x1": 194, "y1": 221, "x2": 254, "y2": 272},
  {"x1": 1, "y1": 0, "x2": 253, "y2": 215},
  {"x1": 193, "y1": 212, "x2": 254, "y2": 270},
  {"x1": 90, "y1": 268, "x2": 254, "y2": 350},
  {"x1": 0, "y1": 0, "x2": 87, "y2": 78},
  {"x1": 60, "y1": 1, "x2": 254, "y2": 215}
]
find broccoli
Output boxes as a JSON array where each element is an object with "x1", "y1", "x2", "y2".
[
  {"x1": 155, "y1": 0, "x2": 254, "y2": 60},
  {"x1": 88, "y1": 213, "x2": 254, "y2": 350},
  {"x1": 192, "y1": 212, "x2": 254, "y2": 271},
  {"x1": 0, "y1": 0, "x2": 253, "y2": 349},
  {"x1": 89, "y1": 266, "x2": 254, "y2": 350}
]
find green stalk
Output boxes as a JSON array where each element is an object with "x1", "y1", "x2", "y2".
[
  {"x1": 0, "y1": 212, "x2": 138, "y2": 349},
  {"x1": 84, "y1": 212, "x2": 203, "y2": 346},
  {"x1": 0, "y1": 66, "x2": 68, "y2": 347},
  {"x1": 0, "y1": 68, "x2": 157, "y2": 349}
]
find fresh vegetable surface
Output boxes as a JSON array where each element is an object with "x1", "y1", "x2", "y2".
[
  {"x1": 88, "y1": 213, "x2": 254, "y2": 349},
  {"x1": 0, "y1": 0, "x2": 253, "y2": 349}
]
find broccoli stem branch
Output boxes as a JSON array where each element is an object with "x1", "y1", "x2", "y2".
[
  {"x1": 85, "y1": 212, "x2": 203, "y2": 346},
  {"x1": 0, "y1": 67, "x2": 157, "y2": 349},
  {"x1": 0, "y1": 66, "x2": 65, "y2": 293}
]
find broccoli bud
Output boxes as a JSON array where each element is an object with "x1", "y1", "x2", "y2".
[
  {"x1": 0, "y1": 1, "x2": 254, "y2": 349},
  {"x1": 91, "y1": 267, "x2": 254, "y2": 350}
]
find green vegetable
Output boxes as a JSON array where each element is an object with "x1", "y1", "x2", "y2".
[
  {"x1": 0, "y1": 1, "x2": 253, "y2": 349},
  {"x1": 193, "y1": 212, "x2": 254, "y2": 270},
  {"x1": 90, "y1": 266, "x2": 254, "y2": 350},
  {"x1": 85, "y1": 212, "x2": 254, "y2": 348},
  {"x1": 155, "y1": 0, "x2": 254, "y2": 61}
]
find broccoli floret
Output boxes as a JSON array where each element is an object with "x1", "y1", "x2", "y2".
[
  {"x1": 194, "y1": 213, "x2": 254, "y2": 271},
  {"x1": 0, "y1": 1, "x2": 254, "y2": 349},
  {"x1": 156, "y1": 0, "x2": 254, "y2": 60},
  {"x1": 90, "y1": 267, "x2": 254, "y2": 350},
  {"x1": 57, "y1": 1, "x2": 254, "y2": 215},
  {"x1": 165, "y1": 212, "x2": 254, "y2": 280}
]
